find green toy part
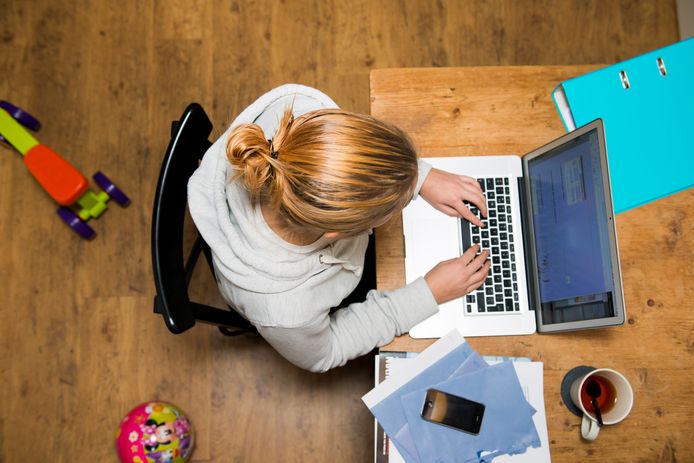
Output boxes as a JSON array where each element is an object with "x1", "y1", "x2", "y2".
[
  {"x1": 0, "y1": 108, "x2": 39, "y2": 154},
  {"x1": 76, "y1": 190, "x2": 110, "y2": 221}
]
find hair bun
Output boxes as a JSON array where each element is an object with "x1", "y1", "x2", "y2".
[{"x1": 226, "y1": 123, "x2": 275, "y2": 199}]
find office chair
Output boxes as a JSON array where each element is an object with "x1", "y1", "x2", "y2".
[{"x1": 151, "y1": 102, "x2": 256, "y2": 336}]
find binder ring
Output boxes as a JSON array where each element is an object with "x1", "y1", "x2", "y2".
[
  {"x1": 619, "y1": 70, "x2": 630, "y2": 90},
  {"x1": 657, "y1": 57, "x2": 667, "y2": 76}
]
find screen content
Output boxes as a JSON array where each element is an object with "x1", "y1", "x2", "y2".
[{"x1": 527, "y1": 129, "x2": 616, "y2": 324}]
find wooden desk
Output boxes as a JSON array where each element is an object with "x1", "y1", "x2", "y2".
[{"x1": 371, "y1": 66, "x2": 693, "y2": 462}]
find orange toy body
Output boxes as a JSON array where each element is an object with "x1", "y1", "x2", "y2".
[{"x1": 23, "y1": 144, "x2": 89, "y2": 206}]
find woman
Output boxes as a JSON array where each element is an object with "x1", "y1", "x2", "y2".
[{"x1": 188, "y1": 84, "x2": 488, "y2": 372}]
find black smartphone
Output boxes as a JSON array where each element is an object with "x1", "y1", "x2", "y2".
[{"x1": 421, "y1": 389, "x2": 485, "y2": 435}]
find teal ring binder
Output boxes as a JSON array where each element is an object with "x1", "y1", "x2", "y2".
[{"x1": 552, "y1": 38, "x2": 694, "y2": 214}]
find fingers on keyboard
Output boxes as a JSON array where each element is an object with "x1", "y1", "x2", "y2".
[{"x1": 463, "y1": 176, "x2": 519, "y2": 314}]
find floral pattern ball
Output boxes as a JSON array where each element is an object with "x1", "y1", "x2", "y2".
[{"x1": 116, "y1": 402, "x2": 194, "y2": 463}]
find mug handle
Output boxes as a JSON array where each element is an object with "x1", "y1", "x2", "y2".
[{"x1": 581, "y1": 414, "x2": 600, "y2": 441}]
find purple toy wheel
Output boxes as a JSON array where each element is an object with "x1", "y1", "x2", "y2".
[
  {"x1": 93, "y1": 171, "x2": 131, "y2": 207},
  {"x1": 57, "y1": 207, "x2": 95, "y2": 239},
  {"x1": 0, "y1": 100, "x2": 41, "y2": 131}
]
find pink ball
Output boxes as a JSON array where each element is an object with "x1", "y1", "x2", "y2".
[{"x1": 116, "y1": 402, "x2": 194, "y2": 463}]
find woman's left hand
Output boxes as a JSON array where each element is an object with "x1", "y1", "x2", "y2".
[{"x1": 419, "y1": 168, "x2": 488, "y2": 227}]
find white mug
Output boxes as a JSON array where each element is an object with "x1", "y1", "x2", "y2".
[{"x1": 569, "y1": 368, "x2": 634, "y2": 441}]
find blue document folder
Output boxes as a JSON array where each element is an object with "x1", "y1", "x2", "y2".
[
  {"x1": 401, "y1": 362, "x2": 541, "y2": 463},
  {"x1": 369, "y1": 341, "x2": 475, "y2": 462},
  {"x1": 363, "y1": 331, "x2": 542, "y2": 463},
  {"x1": 552, "y1": 38, "x2": 694, "y2": 214}
]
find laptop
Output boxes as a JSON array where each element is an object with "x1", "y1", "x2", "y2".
[{"x1": 403, "y1": 119, "x2": 626, "y2": 338}]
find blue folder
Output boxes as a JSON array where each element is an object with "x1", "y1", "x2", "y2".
[
  {"x1": 552, "y1": 38, "x2": 694, "y2": 214},
  {"x1": 401, "y1": 362, "x2": 541, "y2": 463},
  {"x1": 367, "y1": 341, "x2": 539, "y2": 463},
  {"x1": 370, "y1": 342, "x2": 475, "y2": 463}
]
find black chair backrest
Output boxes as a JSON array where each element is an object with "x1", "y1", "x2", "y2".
[{"x1": 151, "y1": 103, "x2": 254, "y2": 334}]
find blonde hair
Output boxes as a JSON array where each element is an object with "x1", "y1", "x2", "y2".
[{"x1": 226, "y1": 108, "x2": 418, "y2": 235}]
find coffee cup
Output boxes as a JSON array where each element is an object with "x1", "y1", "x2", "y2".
[{"x1": 569, "y1": 368, "x2": 633, "y2": 441}]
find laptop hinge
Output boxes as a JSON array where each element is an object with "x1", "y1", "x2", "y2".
[{"x1": 517, "y1": 177, "x2": 539, "y2": 316}]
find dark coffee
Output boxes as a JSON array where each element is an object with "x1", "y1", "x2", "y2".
[{"x1": 580, "y1": 374, "x2": 617, "y2": 415}]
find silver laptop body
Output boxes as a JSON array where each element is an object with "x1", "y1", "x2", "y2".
[{"x1": 403, "y1": 119, "x2": 626, "y2": 338}]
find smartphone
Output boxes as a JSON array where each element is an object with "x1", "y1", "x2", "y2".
[{"x1": 421, "y1": 389, "x2": 485, "y2": 435}]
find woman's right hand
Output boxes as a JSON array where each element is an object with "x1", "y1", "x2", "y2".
[{"x1": 424, "y1": 245, "x2": 490, "y2": 304}]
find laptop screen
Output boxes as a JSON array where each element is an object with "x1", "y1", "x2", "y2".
[{"x1": 527, "y1": 128, "x2": 617, "y2": 324}]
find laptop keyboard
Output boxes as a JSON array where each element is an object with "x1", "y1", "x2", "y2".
[{"x1": 461, "y1": 177, "x2": 520, "y2": 314}]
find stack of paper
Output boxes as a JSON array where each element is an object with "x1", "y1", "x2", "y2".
[{"x1": 363, "y1": 330, "x2": 550, "y2": 463}]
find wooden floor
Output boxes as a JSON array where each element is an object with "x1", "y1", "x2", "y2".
[{"x1": 0, "y1": 1, "x2": 680, "y2": 462}]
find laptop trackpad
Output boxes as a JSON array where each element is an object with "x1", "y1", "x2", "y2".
[{"x1": 403, "y1": 216, "x2": 460, "y2": 284}]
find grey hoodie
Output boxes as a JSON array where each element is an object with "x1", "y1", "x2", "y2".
[{"x1": 188, "y1": 84, "x2": 438, "y2": 372}]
